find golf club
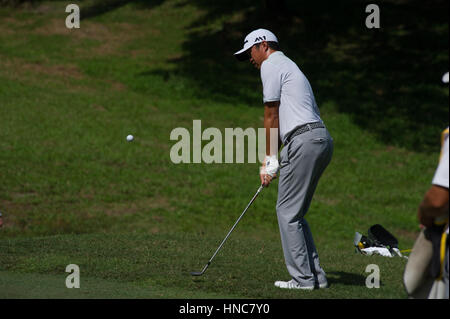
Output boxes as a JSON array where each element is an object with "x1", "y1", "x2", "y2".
[{"x1": 191, "y1": 184, "x2": 264, "y2": 276}]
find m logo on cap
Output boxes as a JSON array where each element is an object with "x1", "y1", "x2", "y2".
[{"x1": 254, "y1": 35, "x2": 266, "y2": 42}]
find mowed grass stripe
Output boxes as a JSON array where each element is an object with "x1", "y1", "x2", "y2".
[
  {"x1": 0, "y1": 232, "x2": 408, "y2": 299},
  {"x1": 0, "y1": 271, "x2": 241, "y2": 298}
]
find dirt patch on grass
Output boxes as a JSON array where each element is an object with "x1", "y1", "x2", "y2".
[
  {"x1": 0, "y1": 199, "x2": 34, "y2": 231},
  {"x1": 22, "y1": 62, "x2": 84, "y2": 79},
  {"x1": 106, "y1": 80, "x2": 126, "y2": 91},
  {"x1": 1, "y1": 56, "x2": 84, "y2": 80},
  {"x1": 33, "y1": 18, "x2": 100, "y2": 38},
  {"x1": 0, "y1": 56, "x2": 99, "y2": 94},
  {"x1": 32, "y1": 19, "x2": 146, "y2": 56}
]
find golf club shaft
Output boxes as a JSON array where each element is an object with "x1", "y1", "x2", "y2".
[
  {"x1": 208, "y1": 184, "x2": 264, "y2": 262},
  {"x1": 195, "y1": 185, "x2": 264, "y2": 275}
]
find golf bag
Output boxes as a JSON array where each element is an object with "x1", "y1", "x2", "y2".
[{"x1": 354, "y1": 224, "x2": 404, "y2": 257}]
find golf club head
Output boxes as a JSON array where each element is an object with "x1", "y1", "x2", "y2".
[
  {"x1": 190, "y1": 262, "x2": 210, "y2": 276},
  {"x1": 392, "y1": 248, "x2": 403, "y2": 257},
  {"x1": 190, "y1": 271, "x2": 204, "y2": 276},
  {"x1": 368, "y1": 224, "x2": 398, "y2": 248}
]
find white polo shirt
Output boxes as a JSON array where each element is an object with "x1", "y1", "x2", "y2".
[
  {"x1": 432, "y1": 128, "x2": 449, "y2": 189},
  {"x1": 260, "y1": 51, "x2": 322, "y2": 144}
]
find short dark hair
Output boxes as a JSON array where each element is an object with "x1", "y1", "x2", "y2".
[{"x1": 254, "y1": 41, "x2": 280, "y2": 51}]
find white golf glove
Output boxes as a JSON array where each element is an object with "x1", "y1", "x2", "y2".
[{"x1": 260, "y1": 155, "x2": 279, "y2": 177}]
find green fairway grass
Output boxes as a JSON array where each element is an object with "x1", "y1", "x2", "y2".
[
  {"x1": 0, "y1": 0, "x2": 448, "y2": 299},
  {"x1": 0, "y1": 232, "x2": 409, "y2": 299}
]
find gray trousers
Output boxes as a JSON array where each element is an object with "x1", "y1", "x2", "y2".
[{"x1": 276, "y1": 127, "x2": 333, "y2": 287}]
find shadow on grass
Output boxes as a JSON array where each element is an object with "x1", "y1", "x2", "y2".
[
  {"x1": 148, "y1": 0, "x2": 448, "y2": 152},
  {"x1": 327, "y1": 271, "x2": 367, "y2": 287}
]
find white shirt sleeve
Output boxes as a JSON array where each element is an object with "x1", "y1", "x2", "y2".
[
  {"x1": 260, "y1": 61, "x2": 281, "y2": 103},
  {"x1": 432, "y1": 137, "x2": 449, "y2": 189}
]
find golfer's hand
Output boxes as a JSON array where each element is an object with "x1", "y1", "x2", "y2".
[
  {"x1": 260, "y1": 166, "x2": 276, "y2": 187},
  {"x1": 418, "y1": 207, "x2": 437, "y2": 229},
  {"x1": 261, "y1": 174, "x2": 274, "y2": 187},
  {"x1": 418, "y1": 212, "x2": 434, "y2": 228}
]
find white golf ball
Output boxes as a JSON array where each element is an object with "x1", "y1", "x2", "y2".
[
  {"x1": 126, "y1": 134, "x2": 134, "y2": 142},
  {"x1": 442, "y1": 72, "x2": 449, "y2": 84}
]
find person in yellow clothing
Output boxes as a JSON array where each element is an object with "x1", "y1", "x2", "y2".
[{"x1": 403, "y1": 72, "x2": 449, "y2": 299}]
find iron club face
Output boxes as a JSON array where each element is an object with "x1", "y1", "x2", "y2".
[
  {"x1": 190, "y1": 262, "x2": 210, "y2": 277},
  {"x1": 190, "y1": 271, "x2": 203, "y2": 276}
]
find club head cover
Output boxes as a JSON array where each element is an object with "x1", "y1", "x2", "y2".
[{"x1": 368, "y1": 224, "x2": 398, "y2": 249}]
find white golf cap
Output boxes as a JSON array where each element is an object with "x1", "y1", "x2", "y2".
[
  {"x1": 442, "y1": 72, "x2": 449, "y2": 84},
  {"x1": 234, "y1": 28, "x2": 278, "y2": 61}
]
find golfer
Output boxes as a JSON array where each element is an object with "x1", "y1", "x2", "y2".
[{"x1": 234, "y1": 29, "x2": 333, "y2": 290}]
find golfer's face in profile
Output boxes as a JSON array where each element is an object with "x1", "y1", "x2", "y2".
[{"x1": 248, "y1": 44, "x2": 265, "y2": 69}]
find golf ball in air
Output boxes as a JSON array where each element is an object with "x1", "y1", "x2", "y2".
[{"x1": 126, "y1": 134, "x2": 134, "y2": 142}]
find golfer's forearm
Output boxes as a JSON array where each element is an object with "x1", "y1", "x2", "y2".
[
  {"x1": 418, "y1": 185, "x2": 449, "y2": 224},
  {"x1": 264, "y1": 101, "x2": 281, "y2": 157},
  {"x1": 264, "y1": 115, "x2": 279, "y2": 156}
]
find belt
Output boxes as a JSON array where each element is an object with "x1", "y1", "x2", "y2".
[{"x1": 285, "y1": 122, "x2": 325, "y2": 144}]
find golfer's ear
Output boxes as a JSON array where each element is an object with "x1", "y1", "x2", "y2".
[{"x1": 262, "y1": 41, "x2": 269, "y2": 51}]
